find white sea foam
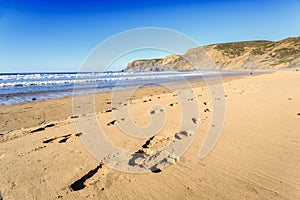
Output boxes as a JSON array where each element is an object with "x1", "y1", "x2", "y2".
[
  {"x1": 0, "y1": 71, "x2": 241, "y2": 105},
  {"x1": 0, "y1": 71, "x2": 209, "y2": 88}
]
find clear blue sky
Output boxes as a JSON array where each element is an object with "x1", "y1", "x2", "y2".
[{"x1": 0, "y1": 0, "x2": 300, "y2": 72}]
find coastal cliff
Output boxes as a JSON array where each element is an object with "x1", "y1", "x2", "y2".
[{"x1": 125, "y1": 37, "x2": 300, "y2": 71}]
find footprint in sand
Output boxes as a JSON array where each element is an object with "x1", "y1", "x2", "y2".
[
  {"x1": 69, "y1": 163, "x2": 103, "y2": 191},
  {"x1": 143, "y1": 99, "x2": 152, "y2": 103},
  {"x1": 107, "y1": 120, "x2": 118, "y2": 126},
  {"x1": 174, "y1": 130, "x2": 193, "y2": 140},
  {"x1": 150, "y1": 109, "x2": 164, "y2": 114},
  {"x1": 149, "y1": 153, "x2": 180, "y2": 173},
  {"x1": 169, "y1": 103, "x2": 178, "y2": 107},
  {"x1": 150, "y1": 165, "x2": 162, "y2": 173},
  {"x1": 204, "y1": 108, "x2": 213, "y2": 112},
  {"x1": 106, "y1": 118, "x2": 127, "y2": 126},
  {"x1": 43, "y1": 133, "x2": 82, "y2": 144},
  {"x1": 129, "y1": 131, "x2": 191, "y2": 173},
  {"x1": 165, "y1": 154, "x2": 179, "y2": 164},
  {"x1": 203, "y1": 101, "x2": 210, "y2": 105},
  {"x1": 70, "y1": 115, "x2": 79, "y2": 119},
  {"x1": 102, "y1": 107, "x2": 117, "y2": 113},
  {"x1": 30, "y1": 123, "x2": 55, "y2": 133},
  {"x1": 192, "y1": 117, "x2": 201, "y2": 124}
]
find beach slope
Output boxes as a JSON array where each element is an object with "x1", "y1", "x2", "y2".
[{"x1": 0, "y1": 71, "x2": 299, "y2": 199}]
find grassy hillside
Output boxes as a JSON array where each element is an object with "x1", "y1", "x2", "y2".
[{"x1": 125, "y1": 37, "x2": 300, "y2": 71}]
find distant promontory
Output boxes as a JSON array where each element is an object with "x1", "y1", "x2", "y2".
[{"x1": 124, "y1": 37, "x2": 300, "y2": 72}]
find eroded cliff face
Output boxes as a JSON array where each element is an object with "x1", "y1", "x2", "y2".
[{"x1": 125, "y1": 37, "x2": 300, "y2": 72}]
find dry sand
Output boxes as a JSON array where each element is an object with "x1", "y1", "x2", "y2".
[{"x1": 0, "y1": 71, "x2": 299, "y2": 199}]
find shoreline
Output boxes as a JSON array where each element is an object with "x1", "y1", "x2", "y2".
[
  {"x1": 0, "y1": 70, "x2": 265, "y2": 106},
  {"x1": 0, "y1": 72, "x2": 253, "y2": 134}
]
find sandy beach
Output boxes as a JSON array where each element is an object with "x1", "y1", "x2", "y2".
[{"x1": 0, "y1": 71, "x2": 300, "y2": 199}]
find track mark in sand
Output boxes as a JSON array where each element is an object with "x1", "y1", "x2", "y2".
[
  {"x1": 128, "y1": 135, "x2": 165, "y2": 167},
  {"x1": 143, "y1": 99, "x2": 152, "y2": 103},
  {"x1": 150, "y1": 109, "x2": 164, "y2": 115},
  {"x1": 128, "y1": 152, "x2": 146, "y2": 167},
  {"x1": 33, "y1": 146, "x2": 47, "y2": 151},
  {"x1": 43, "y1": 133, "x2": 82, "y2": 144},
  {"x1": 17, "y1": 145, "x2": 47, "y2": 156},
  {"x1": 31, "y1": 127, "x2": 46, "y2": 133},
  {"x1": 102, "y1": 107, "x2": 117, "y2": 113},
  {"x1": 174, "y1": 130, "x2": 193, "y2": 140},
  {"x1": 69, "y1": 163, "x2": 103, "y2": 191},
  {"x1": 169, "y1": 102, "x2": 178, "y2": 107},
  {"x1": 70, "y1": 115, "x2": 79, "y2": 119},
  {"x1": 129, "y1": 132, "x2": 190, "y2": 173},
  {"x1": 106, "y1": 118, "x2": 127, "y2": 126},
  {"x1": 107, "y1": 120, "x2": 118, "y2": 126},
  {"x1": 204, "y1": 108, "x2": 213, "y2": 112},
  {"x1": 139, "y1": 135, "x2": 172, "y2": 153},
  {"x1": 43, "y1": 123, "x2": 55, "y2": 128},
  {"x1": 142, "y1": 136, "x2": 155, "y2": 148},
  {"x1": 30, "y1": 123, "x2": 55, "y2": 133},
  {"x1": 192, "y1": 117, "x2": 201, "y2": 124},
  {"x1": 150, "y1": 165, "x2": 162, "y2": 173}
]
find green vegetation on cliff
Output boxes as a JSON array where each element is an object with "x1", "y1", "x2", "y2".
[{"x1": 125, "y1": 36, "x2": 300, "y2": 71}]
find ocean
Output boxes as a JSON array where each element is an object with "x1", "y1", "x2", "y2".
[{"x1": 0, "y1": 71, "x2": 246, "y2": 105}]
